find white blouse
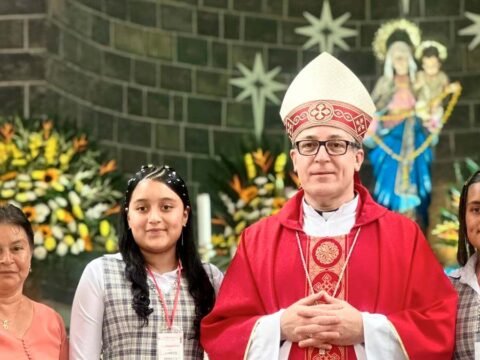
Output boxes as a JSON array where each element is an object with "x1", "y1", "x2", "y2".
[{"x1": 69, "y1": 253, "x2": 224, "y2": 360}]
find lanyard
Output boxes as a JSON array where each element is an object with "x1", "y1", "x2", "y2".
[{"x1": 147, "y1": 262, "x2": 182, "y2": 330}]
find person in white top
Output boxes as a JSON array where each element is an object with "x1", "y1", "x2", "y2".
[
  {"x1": 200, "y1": 52, "x2": 457, "y2": 360},
  {"x1": 69, "y1": 164, "x2": 223, "y2": 359},
  {"x1": 449, "y1": 170, "x2": 480, "y2": 359}
]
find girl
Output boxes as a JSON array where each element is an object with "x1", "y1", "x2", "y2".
[{"x1": 70, "y1": 164, "x2": 223, "y2": 359}]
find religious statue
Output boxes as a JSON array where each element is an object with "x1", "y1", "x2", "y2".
[{"x1": 365, "y1": 19, "x2": 461, "y2": 229}]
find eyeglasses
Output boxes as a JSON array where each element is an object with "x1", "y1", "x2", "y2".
[{"x1": 295, "y1": 139, "x2": 360, "y2": 156}]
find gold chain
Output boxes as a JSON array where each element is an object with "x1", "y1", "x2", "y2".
[{"x1": 370, "y1": 85, "x2": 462, "y2": 163}]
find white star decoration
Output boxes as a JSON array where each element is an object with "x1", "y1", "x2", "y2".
[
  {"x1": 401, "y1": 0, "x2": 410, "y2": 15},
  {"x1": 459, "y1": 12, "x2": 480, "y2": 50},
  {"x1": 230, "y1": 53, "x2": 287, "y2": 141},
  {"x1": 295, "y1": 0, "x2": 357, "y2": 53}
]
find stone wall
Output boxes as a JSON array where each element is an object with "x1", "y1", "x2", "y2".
[
  {"x1": 2, "y1": 0, "x2": 480, "y2": 225},
  {"x1": 0, "y1": 0, "x2": 47, "y2": 118}
]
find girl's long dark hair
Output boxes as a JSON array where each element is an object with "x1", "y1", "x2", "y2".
[
  {"x1": 119, "y1": 165, "x2": 216, "y2": 337},
  {"x1": 457, "y1": 170, "x2": 480, "y2": 266}
]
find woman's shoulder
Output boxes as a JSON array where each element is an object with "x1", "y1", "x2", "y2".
[{"x1": 31, "y1": 300, "x2": 65, "y2": 325}]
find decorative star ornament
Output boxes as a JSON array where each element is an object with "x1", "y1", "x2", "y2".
[
  {"x1": 459, "y1": 12, "x2": 480, "y2": 50},
  {"x1": 230, "y1": 53, "x2": 287, "y2": 141},
  {"x1": 295, "y1": 0, "x2": 357, "y2": 53}
]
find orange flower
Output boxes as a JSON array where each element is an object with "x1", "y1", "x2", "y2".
[
  {"x1": 42, "y1": 119, "x2": 53, "y2": 140},
  {"x1": 84, "y1": 235, "x2": 93, "y2": 252},
  {"x1": 104, "y1": 204, "x2": 120, "y2": 216},
  {"x1": 22, "y1": 206, "x2": 36, "y2": 222},
  {"x1": 229, "y1": 175, "x2": 258, "y2": 203},
  {"x1": 73, "y1": 135, "x2": 88, "y2": 152},
  {"x1": 0, "y1": 171, "x2": 17, "y2": 181},
  {"x1": 0, "y1": 123, "x2": 14, "y2": 142},
  {"x1": 252, "y1": 149, "x2": 273, "y2": 174},
  {"x1": 99, "y1": 160, "x2": 117, "y2": 176}
]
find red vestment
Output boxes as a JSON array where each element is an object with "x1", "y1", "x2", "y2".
[{"x1": 201, "y1": 183, "x2": 457, "y2": 359}]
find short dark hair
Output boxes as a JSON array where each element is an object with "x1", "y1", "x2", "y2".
[
  {"x1": 0, "y1": 204, "x2": 34, "y2": 249},
  {"x1": 457, "y1": 170, "x2": 480, "y2": 266}
]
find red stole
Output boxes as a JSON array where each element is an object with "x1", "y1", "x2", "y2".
[{"x1": 290, "y1": 233, "x2": 355, "y2": 360}]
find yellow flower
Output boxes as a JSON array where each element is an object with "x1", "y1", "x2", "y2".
[
  {"x1": 0, "y1": 189, "x2": 15, "y2": 198},
  {"x1": 56, "y1": 208, "x2": 74, "y2": 223},
  {"x1": 64, "y1": 234, "x2": 75, "y2": 246},
  {"x1": 99, "y1": 220, "x2": 110, "y2": 237},
  {"x1": 0, "y1": 143, "x2": 7, "y2": 164},
  {"x1": 44, "y1": 135, "x2": 59, "y2": 165},
  {"x1": 274, "y1": 153, "x2": 287, "y2": 173},
  {"x1": 28, "y1": 133, "x2": 43, "y2": 158},
  {"x1": 44, "y1": 236, "x2": 57, "y2": 251},
  {"x1": 105, "y1": 238, "x2": 117, "y2": 252},
  {"x1": 72, "y1": 204, "x2": 84, "y2": 220},
  {"x1": 78, "y1": 223, "x2": 89, "y2": 238},
  {"x1": 244, "y1": 153, "x2": 256, "y2": 179},
  {"x1": 234, "y1": 220, "x2": 247, "y2": 234},
  {"x1": 59, "y1": 148, "x2": 75, "y2": 168}
]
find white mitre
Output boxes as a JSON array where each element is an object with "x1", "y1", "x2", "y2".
[{"x1": 279, "y1": 52, "x2": 376, "y2": 143}]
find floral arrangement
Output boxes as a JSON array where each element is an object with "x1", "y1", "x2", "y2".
[
  {"x1": 210, "y1": 148, "x2": 298, "y2": 268},
  {"x1": 0, "y1": 117, "x2": 123, "y2": 260},
  {"x1": 431, "y1": 158, "x2": 479, "y2": 269}
]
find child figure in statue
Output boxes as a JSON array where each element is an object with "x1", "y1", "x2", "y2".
[
  {"x1": 414, "y1": 40, "x2": 460, "y2": 133},
  {"x1": 365, "y1": 19, "x2": 432, "y2": 229}
]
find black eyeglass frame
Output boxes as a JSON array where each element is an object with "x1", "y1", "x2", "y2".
[{"x1": 294, "y1": 139, "x2": 361, "y2": 156}]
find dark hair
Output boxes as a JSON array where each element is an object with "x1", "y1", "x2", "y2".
[
  {"x1": 0, "y1": 204, "x2": 34, "y2": 249},
  {"x1": 119, "y1": 164, "x2": 216, "y2": 337},
  {"x1": 421, "y1": 46, "x2": 440, "y2": 59},
  {"x1": 457, "y1": 170, "x2": 480, "y2": 266}
]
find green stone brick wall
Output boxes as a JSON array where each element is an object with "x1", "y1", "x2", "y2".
[
  {"x1": 2, "y1": 0, "x2": 480, "y2": 216},
  {"x1": 0, "y1": 0, "x2": 47, "y2": 118}
]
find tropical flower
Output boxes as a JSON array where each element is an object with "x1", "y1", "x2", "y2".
[
  {"x1": 210, "y1": 147, "x2": 298, "y2": 266},
  {"x1": 0, "y1": 117, "x2": 123, "y2": 260}
]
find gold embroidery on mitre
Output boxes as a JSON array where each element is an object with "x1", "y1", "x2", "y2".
[{"x1": 308, "y1": 101, "x2": 334, "y2": 123}]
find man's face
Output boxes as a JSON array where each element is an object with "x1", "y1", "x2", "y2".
[{"x1": 290, "y1": 126, "x2": 364, "y2": 210}]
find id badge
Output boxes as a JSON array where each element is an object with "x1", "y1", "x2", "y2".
[{"x1": 157, "y1": 328, "x2": 184, "y2": 360}]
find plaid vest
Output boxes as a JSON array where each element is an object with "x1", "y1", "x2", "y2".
[
  {"x1": 102, "y1": 256, "x2": 204, "y2": 359},
  {"x1": 451, "y1": 277, "x2": 479, "y2": 359}
]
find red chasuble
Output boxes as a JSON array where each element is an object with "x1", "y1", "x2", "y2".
[{"x1": 201, "y1": 183, "x2": 457, "y2": 360}]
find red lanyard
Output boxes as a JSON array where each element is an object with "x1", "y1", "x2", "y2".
[{"x1": 147, "y1": 262, "x2": 182, "y2": 330}]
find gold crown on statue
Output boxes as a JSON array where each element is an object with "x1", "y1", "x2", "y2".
[
  {"x1": 415, "y1": 40, "x2": 448, "y2": 61},
  {"x1": 372, "y1": 19, "x2": 421, "y2": 61}
]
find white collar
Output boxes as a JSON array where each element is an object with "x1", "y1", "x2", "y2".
[
  {"x1": 303, "y1": 194, "x2": 358, "y2": 222},
  {"x1": 450, "y1": 253, "x2": 480, "y2": 295},
  {"x1": 302, "y1": 194, "x2": 358, "y2": 237}
]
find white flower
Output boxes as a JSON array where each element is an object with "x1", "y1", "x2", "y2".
[
  {"x1": 257, "y1": 188, "x2": 267, "y2": 196},
  {"x1": 224, "y1": 226, "x2": 233, "y2": 237},
  {"x1": 76, "y1": 239, "x2": 85, "y2": 252},
  {"x1": 253, "y1": 176, "x2": 268, "y2": 186},
  {"x1": 34, "y1": 181, "x2": 49, "y2": 189},
  {"x1": 236, "y1": 199, "x2": 245, "y2": 209},
  {"x1": 34, "y1": 231, "x2": 44, "y2": 245},
  {"x1": 3, "y1": 180, "x2": 16, "y2": 188},
  {"x1": 263, "y1": 198, "x2": 274, "y2": 207},
  {"x1": 51, "y1": 225, "x2": 64, "y2": 240},
  {"x1": 67, "y1": 221, "x2": 77, "y2": 233},
  {"x1": 55, "y1": 197, "x2": 68, "y2": 207},
  {"x1": 68, "y1": 191, "x2": 81, "y2": 205},
  {"x1": 85, "y1": 203, "x2": 109, "y2": 219},
  {"x1": 260, "y1": 208, "x2": 272, "y2": 217},
  {"x1": 56, "y1": 242, "x2": 68, "y2": 256},
  {"x1": 246, "y1": 210, "x2": 261, "y2": 221},
  {"x1": 70, "y1": 242, "x2": 80, "y2": 255},
  {"x1": 48, "y1": 199, "x2": 59, "y2": 210},
  {"x1": 33, "y1": 246, "x2": 47, "y2": 260},
  {"x1": 34, "y1": 204, "x2": 50, "y2": 222},
  {"x1": 17, "y1": 174, "x2": 31, "y2": 182},
  {"x1": 34, "y1": 187, "x2": 46, "y2": 197}
]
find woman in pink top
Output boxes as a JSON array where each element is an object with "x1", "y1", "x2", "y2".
[{"x1": 0, "y1": 204, "x2": 68, "y2": 359}]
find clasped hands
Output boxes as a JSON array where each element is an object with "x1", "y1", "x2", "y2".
[{"x1": 280, "y1": 291, "x2": 364, "y2": 351}]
